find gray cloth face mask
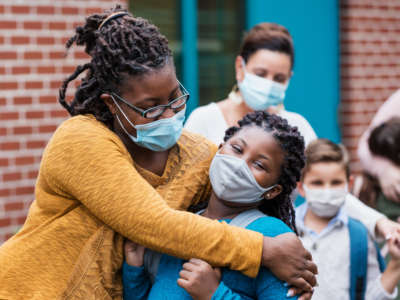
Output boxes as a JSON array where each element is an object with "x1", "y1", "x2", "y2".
[{"x1": 209, "y1": 153, "x2": 276, "y2": 204}]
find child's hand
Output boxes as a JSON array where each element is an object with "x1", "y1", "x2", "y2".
[
  {"x1": 124, "y1": 239, "x2": 145, "y2": 267},
  {"x1": 177, "y1": 258, "x2": 221, "y2": 300}
]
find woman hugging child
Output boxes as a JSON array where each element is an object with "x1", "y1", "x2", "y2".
[{"x1": 123, "y1": 111, "x2": 305, "y2": 299}]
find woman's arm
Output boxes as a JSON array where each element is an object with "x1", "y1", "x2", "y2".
[{"x1": 43, "y1": 117, "x2": 262, "y2": 277}]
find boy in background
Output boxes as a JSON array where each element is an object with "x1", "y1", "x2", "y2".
[{"x1": 296, "y1": 138, "x2": 400, "y2": 300}]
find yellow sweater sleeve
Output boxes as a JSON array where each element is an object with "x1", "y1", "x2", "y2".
[{"x1": 42, "y1": 116, "x2": 263, "y2": 278}]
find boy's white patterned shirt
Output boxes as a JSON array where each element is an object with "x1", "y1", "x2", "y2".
[{"x1": 296, "y1": 200, "x2": 397, "y2": 300}]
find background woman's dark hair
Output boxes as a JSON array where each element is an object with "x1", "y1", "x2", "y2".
[
  {"x1": 368, "y1": 117, "x2": 400, "y2": 166},
  {"x1": 224, "y1": 111, "x2": 305, "y2": 233},
  {"x1": 239, "y1": 22, "x2": 294, "y2": 70},
  {"x1": 59, "y1": 5, "x2": 172, "y2": 129}
]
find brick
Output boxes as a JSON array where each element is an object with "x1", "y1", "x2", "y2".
[
  {"x1": 62, "y1": 66, "x2": 76, "y2": 73},
  {"x1": 11, "y1": 36, "x2": 30, "y2": 44},
  {"x1": 38, "y1": 125, "x2": 57, "y2": 133},
  {"x1": 37, "y1": 66, "x2": 55, "y2": 73},
  {"x1": 0, "y1": 6, "x2": 4, "y2": 14},
  {"x1": 50, "y1": 80, "x2": 62, "y2": 89},
  {"x1": 4, "y1": 202, "x2": 24, "y2": 211},
  {"x1": 11, "y1": 5, "x2": 30, "y2": 14},
  {"x1": 36, "y1": 6, "x2": 54, "y2": 14},
  {"x1": 0, "y1": 98, "x2": 6, "y2": 106},
  {"x1": 0, "y1": 142, "x2": 20, "y2": 151},
  {"x1": 0, "y1": 82, "x2": 18, "y2": 89},
  {"x1": 50, "y1": 110, "x2": 69, "y2": 118},
  {"x1": 13, "y1": 126, "x2": 33, "y2": 135},
  {"x1": 26, "y1": 111, "x2": 44, "y2": 119},
  {"x1": 12, "y1": 66, "x2": 31, "y2": 74},
  {"x1": 28, "y1": 170, "x2": 38, "y2": 179},
  {"x1": 13, "y1": 96, "x2": 32, "y2": 105},
  {"x1": 0, "y1": 218, "x2": 11, "y2": 227},
  {"x1": 3, "y1": 172, "x2": 22, "y2": 181},
  {"x1": 0, "y1": 52, "x2": 17, "y2": 59},
  {"x1": 39, "y1": 95, "x2": 57, "y2": 104},
  {"x1": 16, "y1": 186, "x2": 35, "y2": 195},
  {"x1": 24, "y1": 51, "x2": 42, "y2": 60},
  {"x1": 37, "y1": 36, "x2": 55, "y2": 45},
  {"x1": 86, "y1": 7, "x2": 103, "y2": 14},
  {"x1": 0, "y1": 21, "x2": 17, "y2": 29},
  {"x1": 15, "y1": 156, "x2": 35, "y2": 165},
  {"x1": 0, "y1": 158, "x2": 9, "y2": 167},
  {"x1": 17, "y1": 216, "x2": 27, "y2": 225},
  {"x1": 49, "y1": 51, "x2": 64, "y2": 59},
  {"x1": 27, "y1": 140, "x2": 47, "y2": 149},
  {"x1": 74, "y1": 51, "x2": 90, "y2": 59},
  {"x1": 0, "y1": 112, "x2": 19, "y2": 120},
  {"x1": 0, "y1": 188, "x2": 10, "y2": 197},
  {"x1": 62, "y1": 7, "x2": 79, "y2": 15},
  {"x1": 0, "y1": 127, "x2": 6, "y2": 135},
  {"x1": 24, "y1": 21, "x2": 42, "y2": 30},
  {"x1": 25, "y1": 81, "x2": 43, "y2": 89},
  {"x1": 49, "y1": 22, "x2": 67, "y2": 30}
]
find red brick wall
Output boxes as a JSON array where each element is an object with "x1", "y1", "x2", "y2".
[
  {"x1": 0, "y1": 1, "x2": 125, "y2": 244},
  {"x1": 340, "y1": 0, "x2": 400, "y2": 172}
]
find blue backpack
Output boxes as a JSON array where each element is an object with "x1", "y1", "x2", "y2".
[{"x1": 348, "y1": 217, "x2": 386, "y2": 300}]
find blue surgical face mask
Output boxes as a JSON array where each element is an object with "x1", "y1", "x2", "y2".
[
  {"x1": 113, "y1": 98, "x2": 186, "y2": 152},
  {"x1": 238, "y1": 59, "x2": 288, "y2": 110}
]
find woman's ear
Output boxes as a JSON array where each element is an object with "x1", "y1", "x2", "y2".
[
  {"x1": 297, "y1": 181, "x2": 306, "y2": 198},
  {"x1": 101, "y1": 93, "x2": 116, "y2": 114},
  {"x1": 235, "y1": 56, "x2": 245, "y2": 82},
  {"x1": 218, "y1": 142, "x2": 224, "y2": 150},
  {"x1": 264, "y1": 184, "x2": 283, "y2": 200}
]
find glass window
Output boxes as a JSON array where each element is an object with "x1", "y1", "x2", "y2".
[
  {"x1": 197, "y1": 1, "x2": 245, "y2": 106},
  {"x1": 128, "y1": 1, "x2": 182, "y2": 79}
]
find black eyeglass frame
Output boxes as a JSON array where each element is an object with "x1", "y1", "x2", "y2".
[{"x1": 110, "y1": 81, "x2": 190, "y2": 119}]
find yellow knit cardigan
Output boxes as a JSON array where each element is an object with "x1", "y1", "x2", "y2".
[{"x1": 0, "y1": 115, "x2": 262, "y2": 299}]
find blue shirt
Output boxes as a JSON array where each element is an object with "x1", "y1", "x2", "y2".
[{"x1": 123, "y1": 216, "x2": 298, "y2": 299}]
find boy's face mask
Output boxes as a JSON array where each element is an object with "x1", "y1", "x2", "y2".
[{"x1": 304, "y1": 184, "x2": 348, "y2": 218}]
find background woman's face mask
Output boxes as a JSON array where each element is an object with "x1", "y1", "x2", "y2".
[
  {"x1": 304, "y1": 184, "x2": 348, "y2": 217},
  {"x1": 209, "y1": 153, "x2": 276, "y2": 204},
  {"x1": 238, "y1": 59, "x2": 288, "y2": 110}
]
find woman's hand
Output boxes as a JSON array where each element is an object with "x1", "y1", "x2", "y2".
[
  {"x1": 177, "y1": 258, "x2": 221, "y2": 300},
  {"x1": 262, "y1": 233, "x2": 317, "y2": 296},
  {"x1": 124, "y1": 239, "x2": 145, "y2": 267},
  {"x1": 376, "y1": 218, "x2": 400, "y2": 239}
]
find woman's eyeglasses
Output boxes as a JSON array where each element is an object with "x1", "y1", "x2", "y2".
[{"x1": 111, "y1": 81, "x2": 189, "y2": 119}]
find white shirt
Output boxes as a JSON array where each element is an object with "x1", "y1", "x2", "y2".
[
  {"x1": 296, "y1": 202, "x2": 397, "y2": 300},
  {"x1": 184, "y1": 102, "x2": 317, "y2": 146}
]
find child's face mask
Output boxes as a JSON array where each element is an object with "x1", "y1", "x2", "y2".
[
  {"x1": 209, "y1": 153, "x2": 276, "y2": 204},
  {"x1": 304, "y1": 184, "x2": 348, "y2": 217}
]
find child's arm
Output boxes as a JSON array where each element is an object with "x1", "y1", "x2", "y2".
[
  {"x1": 123, "y1": 240, "x2": 151, "y2": 300},
  {"x1": 365, "y1": 234, "x2": 399, "y2": 300},
  {"x1": 380, "y1": 233, "x2": 400, "y2": 297}
]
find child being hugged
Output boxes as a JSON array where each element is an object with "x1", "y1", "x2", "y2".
[
  {"x1": 296, "y1": 138, "x2": 400, "y2": 300},
  {"x1": 123, "y1": 111, "x2": 306, "y2": 299}
]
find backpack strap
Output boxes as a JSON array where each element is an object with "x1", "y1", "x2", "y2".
[
  {"x1": 143, "y1": 209, "x2": 265, "y2": 283},
  {"x1": 375, "y1": 241, "x2": 386, "y2": 272},
  {"x1": 228, "y1": 208, "x2": 266, "y2": 228},
  {"x1": 348, "y1": 217, "x2": 368, "y2": 300}
]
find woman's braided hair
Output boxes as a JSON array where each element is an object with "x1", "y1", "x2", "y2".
[
  {"x1": 59, "y1": 5, "x2": 172, "y2": 129},
  {"x1": 224, "y1": 111, "x2": 305, "y2": 233}
]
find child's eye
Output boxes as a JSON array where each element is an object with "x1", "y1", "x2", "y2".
[
  {"x1": 231, "y1": 144, "x2": 242, "y2": 153},
  {"x1": 254, "y1": 161, "x2": 267, "y2": 172},
  {"x1": 332, "y1": 180, "x2": 344, "y2": 186},
  {"x1": 310, "y1": 180, "x2": 323, "y2": 186}
]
